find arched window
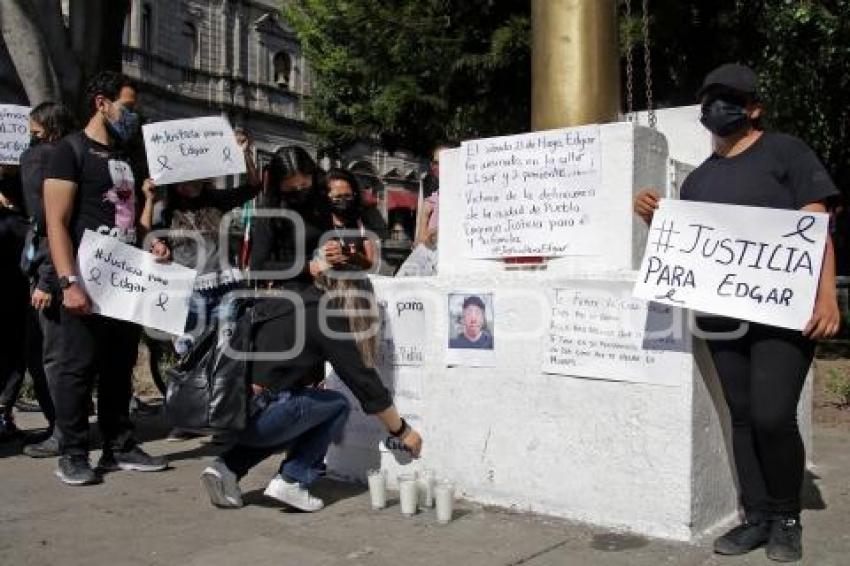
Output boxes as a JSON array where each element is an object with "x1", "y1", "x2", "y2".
[
  {"x1": 141, "y1": 4, "x2": 153, "y2": 52},
  {"x1": 273, "y1": 51, "x2": 292, "y2": 88},
  {"x1": 122, "y1": 10, "x2": 131, "y2": 46},
  {"x1": 182, "y1": 22, "x2": 198, "y2": 68}
]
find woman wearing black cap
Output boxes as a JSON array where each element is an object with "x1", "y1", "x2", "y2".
[{"x1": 635, "y1": 63, "x2": 841, "y2": 563}]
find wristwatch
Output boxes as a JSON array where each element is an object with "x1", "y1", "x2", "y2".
[{"x1": 58, "y1": 275, "x2": 79, "y2": 290}]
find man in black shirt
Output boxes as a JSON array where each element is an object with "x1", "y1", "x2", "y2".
[{"x1": 43, "y1": 72, "x2": 169, "y2": 486}]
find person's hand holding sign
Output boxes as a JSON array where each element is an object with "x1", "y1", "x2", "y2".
[
  {"x1": 140, "y1": 178, "x2": 171, "y2": 263},
  {"x1": 234, "y1": 128, "x2": 251, "y2": 152},
  {"x1": 31, "y1": 289, "x2": 51, "y2": 310},
  {"x1": 802, "y1": 202, "x2": 842, "y2": 340},
  {"x1": 234, "y1": 128, "x2": 261, "y2": 188},
  {"x1": 323, "y1": 239, "x2": 347, "y2": 266},
  {"x1": 150, "y1": 238, "x2": 171, "y2": 263},
  {"x1": 634, "y1": 189, "x2": 662, "y2": 225},
  {"x1": 141, "y1": 178, "x2": 158, "y2": 203}
]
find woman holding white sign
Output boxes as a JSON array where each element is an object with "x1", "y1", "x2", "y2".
[
  {"x1": 139, "y1": 130, "x2": 260, "y2": 357},
  {"x1": 201, "y1": 146, "x2": 422, "y2": 512},
  {"x1": 635, "y1": 63, "x2": 840, "y2": 563}
]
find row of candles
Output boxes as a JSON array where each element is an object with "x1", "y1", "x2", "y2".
[{"x1": 367, "y1": 468, "x2": 455, "y2": 523}]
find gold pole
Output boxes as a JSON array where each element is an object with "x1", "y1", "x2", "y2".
[{"x1": 531, "y1": 0, "x2": 620, "y2": 130}]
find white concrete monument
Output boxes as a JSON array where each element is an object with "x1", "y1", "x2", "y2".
[{"x1": 326, "y1": 117, "x2": 813, "y2": 541}]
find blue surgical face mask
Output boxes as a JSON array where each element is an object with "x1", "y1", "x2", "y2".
[{"x1": 106, "y1": 105, "x2": 140, "y2": 143}]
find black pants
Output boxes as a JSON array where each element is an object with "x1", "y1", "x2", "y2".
[
  {"x1": 43, "y1": 307, "x2": 140, "y2": 456},
  {"x1": 705, "y1": 320, "x2": 814, "y2": 519},
  {"x1": 0, "y1": 288, "x2": 27, "y2": 414},
  {"x1": 27, "y1": 305, "x2": 55, "y2": 428}
]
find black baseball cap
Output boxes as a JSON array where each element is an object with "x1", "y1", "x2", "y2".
[
  {"x1": 696, "y1": 63, "x2": 758, "y2": 100},
  {"x1": 462, "y1": 295, "x2": 486, "y2": 311}
]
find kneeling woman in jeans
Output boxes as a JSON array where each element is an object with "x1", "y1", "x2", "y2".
[{"x1": 201, "y1": 146, "x2": 422, "y2": 511}]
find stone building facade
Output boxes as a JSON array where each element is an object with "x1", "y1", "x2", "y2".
[
  {"x1": 121, "y1": 0, "x2": 314, "y2": 170},
  {"x1": 117, "y1": 0, "x2": 424, "y2": 250}
]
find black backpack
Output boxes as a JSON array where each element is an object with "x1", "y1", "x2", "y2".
[{"x1": 163, "y1": 304, "x2": 254, "y2": 433}]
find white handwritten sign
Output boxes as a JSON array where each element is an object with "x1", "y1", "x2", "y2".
[
  {"x1": 543, "y1": 283, "x2": 690, "y2": 386},
  {"x1": 142, "y1": 116, "x2": 245, "y2": 184},
  {"x1": 0, "y1": 104, "x2": 30, "y2": 164},
  {"x1": 460, "y1": 126, "x2": 602, "y2": 258},
  {"x1": 378, "y1": 292, "x2": 430, "y2": 367},
  {"x1": 633, "y1": 199, "x2": 829, "y2": 330},
  {"x1": 77, "y1": 229, "x2": 197, "y2": 335}
]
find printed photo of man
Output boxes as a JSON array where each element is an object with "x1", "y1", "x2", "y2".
[{"x1": 448, "y1": 294, "x2": 494, "y2": 350}]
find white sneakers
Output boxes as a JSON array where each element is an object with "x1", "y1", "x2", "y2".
[
  {"x1": 201, "y1": 460, "x2": 323, "y2": 513},
  {"x1": 263, "y1": 474, "x2": 324, "y2": 512},
  {"x1": 201, "y1": 458, "x2": 243, "y2": 508}
]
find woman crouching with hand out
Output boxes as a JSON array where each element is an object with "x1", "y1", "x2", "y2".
[
  {"x1": 635, "y1": 64, "x2": 840, "y2": 563},
  {"x1": 200, "y1": 146, "x2": 422, "y2": 512}
]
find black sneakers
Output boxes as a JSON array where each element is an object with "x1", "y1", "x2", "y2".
[
  {"x1": 713, "y1": 519, "x2": 771, "y2": 555},
  {"x1": 55, "y1": 454, "x2": 99, "y2": 486},
  {"x1": 0, "y1": 412, "x2": 21, "y2": 442},
  {"x1": 766, "y1": 517, "x2": 803, "y2": 563},
  {"x1": 23, "y1": 435, "x2": 60, "y2": 458},
  {"x1": 97, "y1": 446, "x2": 168, "y2": 472}
]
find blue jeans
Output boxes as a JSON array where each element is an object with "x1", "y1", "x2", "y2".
[
  {"x1": 222, "y1": 388, "x2": 350, "y2": 486},
  {"x1": 175, "y1": 289, "x2": 238, "y2": 355}
]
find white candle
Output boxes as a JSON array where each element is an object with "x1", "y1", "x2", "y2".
[
  {"x1": 398, "y1": 474, "x2": 418, "y2": 516},
  {"x1": 367, "y1": 469, "x2": 387, "y2": 510},
  {"x1": 435, "y1": 481, "x2": 454, "y2": 524},
  {"x1": 417, "y1": 469, "x2": 435, "y2": 508}
]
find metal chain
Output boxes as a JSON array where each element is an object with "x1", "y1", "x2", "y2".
[
  {"x1": 642, "y1": 0, "x2": 656, "y2": 129},
  {"x1": 624, "y1": 0, "x2": 635, "y2": 121}
]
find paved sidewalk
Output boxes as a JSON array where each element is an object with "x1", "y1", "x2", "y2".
[{"x1": 1, "y1": 409, "x2": 848, "y2": 566}]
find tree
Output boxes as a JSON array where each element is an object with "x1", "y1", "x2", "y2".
[
  {"x1": 283, "y1": 0, "x2": 530, "y2": 155},
  {"x1": 625, "y1": 0, "x2": 850, "y2": 197},
  {"x1": 0, "y1": 0, "x2": 128, "y2": 118},
  {"x1": 287, "y1": 0, "x2": 849, "y2": 195}
]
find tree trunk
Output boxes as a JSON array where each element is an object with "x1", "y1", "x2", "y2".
[
  {"x1": 0, "y1": 36, "x2": 29, "y2": 104},
  {"x1": 31, "y1": 0, "x2": 82, "y2": 108},
  {"x1": 0, "y1": 0, "x2": 62, "y2": 106}
]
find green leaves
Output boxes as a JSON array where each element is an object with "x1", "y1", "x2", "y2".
[
  {"x1": 284, "y1": 0, "x2": 849, "y2": 200},
  {"x1": 282, "y1": 0, "x2": 530, "y2": 154}
]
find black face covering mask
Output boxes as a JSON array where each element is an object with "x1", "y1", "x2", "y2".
[
  {"x1": 29, "y1": 135, "x2": 42, "y2": 148},
  {"x1": 700, "y1": 99, "x2": 750, "y2": 137},
  {"x1": 281, "y1": 189, "x2": 311, "y2": 209},
  {"x1": 330, "y1": 197, "x2": 357, "y2": 217}
]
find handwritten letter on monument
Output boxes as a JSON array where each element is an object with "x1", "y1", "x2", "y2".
[{"x1": 460, "y1": 126, "x2": 602, "y2": 259}]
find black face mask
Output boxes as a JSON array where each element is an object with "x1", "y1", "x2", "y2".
[
  {"x1": 700, "y1": 99, "x2": 749, "y2": 137},
  {"x1": 329, "y1": 197, "x2": 356, "y2": 217},
  {"x1": 281, "y1": 189, "x2": 311, "y2": 209},
  {"x1": 29, "y1": 135, "x2": 42, "y2": 148}
]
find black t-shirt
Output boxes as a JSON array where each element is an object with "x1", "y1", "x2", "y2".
[
  {"x1": 20, "y1": 142, "x2": 56, "y2": 234},
  {"x1": 46, "y1": 132, "x2": 137, "y2": 248},
  {"x1": 680, "y1": 132, "x2": 839, "y2": 209},
  {"x1": 250, "y1": 208, "x2": 325, "y2": 291}
]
